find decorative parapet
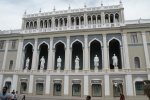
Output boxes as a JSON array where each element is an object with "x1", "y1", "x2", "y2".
[
  {"x1": 23, "y1": 5, "x2": 122, "y2": 18},
  {"x1": 125, "y1": 19, "x2": 150, "y2": 25}
]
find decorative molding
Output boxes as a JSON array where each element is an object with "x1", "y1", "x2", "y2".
[
  {"x1": 53, "y1": 37, "x2": 66, "y2": 49},
  {"x1": 70, "y1": 36, "x2": 84, "y2": 48},
  {"x1": 88, "y1": 34, "x2": 103, "y2": 47},
  {"x1": 23, "y1": 39, "x2": 35, "y2": 50},
  {"x1": 128, "y1": 43, "x2": 143, "y2": 46},
  {"x1": 107, "y1": 33, "x2": 122, "y2": 46},
  {"x1": 0, "y1": 50, "x2": 5, "y2": 52},
  {"x1": 8, "y1": 50, "x2": 18, "y2": 52}
]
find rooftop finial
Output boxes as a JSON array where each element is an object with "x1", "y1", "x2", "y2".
[
  {"x1": 68, "y1": 4, "x2": 71, "y2": 9},
  {"x1": 84, "y1": 2, "x2": 86, "y2": 8},
  {"x1": 24, "y1": 9, "x2": 26, "y2": 15},
  {"x1": 39, "y1": 8, "x2": 41, "y2": 13},
  {"x1": 101, "y1": 1, "x2": 103, "y2": 6},
  {"x1": 53, "y1": 6, "x2": 55, "y2": 11},
  {"x1": 120, "y1": 0, "x2": 122, "y2": 4}
]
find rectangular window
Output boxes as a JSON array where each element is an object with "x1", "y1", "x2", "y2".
[
  {"x1": 0, "y1": 41, "x2": 4, "y2": 49},
  {"x1": 11, "y1": 40, "x2": 16, "y2": 49},
  {"x1": 131, "y1": 33, "x2": 138, "y2": 43},
  {"x1": 135, "y1": 82, "x2": 144, "y2": 95}
]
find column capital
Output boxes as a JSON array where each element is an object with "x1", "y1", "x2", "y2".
[
  {"x1": 141, "y1": 31, "x2": 146, "y2": 35},
  {"x1": 102, "y1": 34, "x2": 107, "y2": 37}
]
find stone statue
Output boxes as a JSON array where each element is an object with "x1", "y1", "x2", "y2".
[
  {"x1": 57, "y1": 56, "x2": 62, "y2": 69},
  {"x1": 40, "y1": 56, "x2": 45, "y2": 69},
  {"x1": 94, "y1": 55, "x2": 99, "y2": 68},
  {"x1": 75, "y1": 56, "x2": 80, "y2": 69},
  {"x1": 25, "y1": 57, "x2": 30, "y2": 69},
  {"x1": 112, "y1": 54, "x2": 118, "y2": 68}
]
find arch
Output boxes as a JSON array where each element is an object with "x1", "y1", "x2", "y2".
[
  {"x1": 134, "y1": 57, "x2": 141, "y2": 68},
  {"x1": 3, "y1": 77, "x2": 12, "y2": 86},
  {"x1": 71, "y1": 39, "x2": 84, "y2": 48},
  {"x1": 23, "y1": 42, "x2": 34, "y2": 50},
  {"x1": 89, "y1": 38, "x2": 102, "y2": 47},
  {"x1": 38, "y1": 41, "x2": 49, "y2": 50},
  {"x1": 34, "y1": 21, "x2": 37, "y2": 29},
  {"x1": 105, "y1": 14, "x2": 109, "y2": 23},
  {"x1": 9, "y1": 60, "x2": 13, "y2": 70},
  {"x1": 107, "y1": 37, "x2": 122, "y2": 46},
  {"x1": 26, "y1": 22, "x2": 29, "y2": 29},
  {"x1": 40, "y1": 20, "x2": 43, "y2": 28},
  {"x1": 53, "y1": 40, "x2": 66, "y2": 49}
]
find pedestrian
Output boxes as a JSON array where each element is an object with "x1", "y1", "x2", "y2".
[
  {"x1": 0, "y1": 86, "x2": 11, "y2": 100},
  {"x1": 22, "y1": 91, "x2": 27, "y2": 100},
  {"x1": 120, "y1": 94, "x2": 125, "y2": 100},
  {"x1": 14, "y1": 91, "x2": 19, "y2": 100},
  {"x1": 86, "y1": 95, "x2": 91, "y2": 100},
  {"x1": 11, "y1": 92, "x2": 15, "y2": 100}
]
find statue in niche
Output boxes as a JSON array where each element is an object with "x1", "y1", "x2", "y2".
[
  {"x1": 75, "y1": 56, "x2": 80, "y2": 69},
  {"x1": 57, "y1": 56, "x2": 62, "y2": 69},
  {"x1": 40, "y1": 56, "x2": 45, "y2": 69},
  {"x1": 25, "y1": 57, "x2": 30, "y2": 69},
  {"x1": 112, "y1": 54, "x2": 118, "y2": 68},
  {"x1": 94, "y1": 55, "x2": 99, "y2": 68}
]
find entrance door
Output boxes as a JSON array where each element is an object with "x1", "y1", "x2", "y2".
[
  {"x1": 20, "y1": 82, "x2": 27, "y2": 94},
  {"x1": 113, "y1": 83, "x2": 123, "y2": 97},
  {"x1": 92, "y1": 84, "x2": 102, "y2": 97},
  {"x1": 5, "y1": 82, "x2": 11, "y2": 93},
  {"x1": 53, "y1": 84, "x2": 61, "y2": 96},
  {"x1": 72, "y1": 84, "x2": 81, "y2": 96},
  {"x1": 36, "y1": 83, "x2": 44, "y2": 95}
]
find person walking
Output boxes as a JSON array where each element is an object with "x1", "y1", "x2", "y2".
[
  {"x1": 22, "y1": 91, "x2": 27, "y2": 100},
  {"x1": 11, "y1": 92, "x2": 15, "y2": 100},
  {"x1": 0, "y1": 86, "x2": 11, "y2": 100},
  {"x1": 120, "y1": 94, "x2": 125, "y2": 100},
  {"x1": 14, "y1": 91, "x2": 19, "y2": 100},
  {"x1": 86, "y1": 95, "x2": 91, "y2": 100}
]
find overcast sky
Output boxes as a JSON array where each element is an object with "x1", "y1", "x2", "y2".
[{"x1": 0, "y1": 0, "x2": 150, "y2": 30}]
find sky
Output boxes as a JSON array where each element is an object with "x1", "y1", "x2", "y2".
[{"x1": 0, "y1": 0, "x2": 150, "y2": 30}]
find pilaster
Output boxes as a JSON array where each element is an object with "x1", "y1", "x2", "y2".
[
  {"x1": 103, "y1": 34, "x2": 108, "y2": 70},
  {"x1": 31, "y1": 38, "x2": 38, "y2": 70},
  {"x1": 65, "y1": 36, "x2": 70, "y2": 70},
  {"x1": 12, "y1": 74, "x2": 18, "y2": 91},
  {"x1": 104, "y1": 74, "x2": 110, "y2": 97},
  {"x1": 142, "y1": 32, "x2": 150, "y2": 69},
  {"x1": 125, "y1": 74, "x2": 134, "y2": 96},
  {"x1": 64, "y1": 75, "x2": 69, "y2": 96},
  {"x1": 47, "y1": 37, "x2": 53, "y2": 71},
  {"x1": 28, "y1": 74, "x2": 34, "y2": 94},
  {"x1": 84, "y1": 75, "x2": 89, "y2": 96},
  {"x1": 0, "y1": 74, "x2": 3, "y2": 89},
  {"x1": 84, "y1": 35, "x2": 88, "y2": 70},
  {"x1": 2, "y1": 40, "x2": 9, "y2": 70},
  {"x1": 45, "y1": 75, "x2": 50, "y2": 95}
]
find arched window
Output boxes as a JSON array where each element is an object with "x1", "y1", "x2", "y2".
[
  {"x1": 44, "y1": 20, "x2": 47, "y2": 28},
  {"x1": 55, "y1": 19, "x2": 58, "y2": 27},
  {"x1": 110, "y1": 14, "x2": 114, "y2": 23},
  {"x1": 64, "y1": 18, "x2": 67, "y2": 26},
  {"x1": 49, "y1": 19, "x2": 52, "y2": 28},
  {"x1": 105, "y1": 14, "x2": 109, "y2": 23},
  {"x1": 30, "y1": 22, "x2": 33, "y2": 29},
  {"x1": 97, "y1": 15, "x2": 101, "y2": 24},
  {"x1": 26, "y1": 22, "x2": 29, "y2": 29},
  {"x1": 134, "y1": 57, "x2": 140, "y2": 68},
  {"x1": 115, "y1": 13, "x2": 119, "y2": 23},
  {"x1": 71, "y1": 17, "x2": 74, "y2": 26},
  {"x1": 92, "y1": 15, "x2": 96, "y2": 24},
  {"x1": 87, "y1": 16, "x2": 91, "y2": 25},
  {"x1": 80, "y1": 16, "x2": 84, "y2": 25},
  {"x1": 40, "y1": 20, "x2": 43, "y2": 28},
  {"x1": 9, "y1": 60, "x2": 13, "y2": 70},
  {"x1": 59, "y1": 18, "x2": 63, "y2": 27},
  {"x1": 34, "y1": 21, "x2": 37, "y2": 29}
]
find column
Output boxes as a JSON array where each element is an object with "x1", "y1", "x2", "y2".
[
  {"x1": 122, "y1": 33, "x2": 130, "y2": 69},
  {"x1": 120, "y1": 47, "x2": 124, "y2": 69},
  {"x1": 47, "y1": 37, "x2": 53, "y2": 70},
  {"x1": 15, "y1": 39, "x2": 23, "y2": 70},
  {"x1": 79, "y1": 17, "x2": 81, "y2": 26},
  {"x1": 125, "y1": 74, "x2": 134, "y2": 96},
  {"x1": 2, "y1": 40, "x2": 9, "y2": 70},
  {"x1": 84, "y1": 75, "x2": 89, "y2": 96},
  {"x1": 37, "y1": 18, "x2": 40, "y2": 29},
  {"x1": 0, "y1": 74, "x2": 3, "y2": 89},
  {"x1": 31, "y1": 38, "x2": 38, "y2": 70},
  {"x1": 84, "y1": 13, "x2": 87, "y2": 26},
  {"x1": 52, "y1": 50, "x2": 55, "y2": 70},
  {"x1": 45, "y1": 75, "x2": 50, "y2": 95},
  {"x1": 148, "y1": 74, "x2": 150, "y2": 80},
  {"x1": 103, "y1": 34, "x2": 108, "y2": 69},
  {"x1": 69, "y1": 49, "x2": 72, "y2": 70},
  {"x1": 65, "y1": 36, "x2": 70, "y2": 70},
  {"x1": 84, "y1": 35, "x2": 88, "y2": 70},
  {"x1": 142, "y1": 32, "x2": 150, "y2": 69},
  {"x1": 101, "y1": 12, "x2": 105, "y2": 25},
  {"x1": 11, "y1": 74, "x2": 18, "y2": 91},
  {"x1": 52, "y1": 17, "x2": 55, "y2": 29},
  {"x1": 28, "y1": 74, "x2": 34, "y2": 94},
  {"x1": 101, "y1": 48, "x2": 104, "y2": 68},
  {"x1": 64, "y1": 75, "x2": 69, "y2": 96},
  {"x1": 104, "y1": 74, "x2": 110, "y2": 97},
  {"x1": 120, "y1": 9, "x2": 125, "y2": 23},
  {"x1": 67, "y1": 15, "x2": 71, "y2": 28}
]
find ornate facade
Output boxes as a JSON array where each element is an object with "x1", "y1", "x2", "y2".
[{"x1": 0, "y1": 3, "x2": 150, "y2": 99}]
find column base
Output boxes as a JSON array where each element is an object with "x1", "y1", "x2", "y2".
[
  {"x1": 114, "y1": 67, "x2": 118, "y2": 72},
  {"x1": 94, "y1": 67, "x2": 98, "y2": 73}
]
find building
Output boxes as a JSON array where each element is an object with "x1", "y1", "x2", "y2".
[{"x1": 0, "y1": 2, "x2": 150, "y2": 99}]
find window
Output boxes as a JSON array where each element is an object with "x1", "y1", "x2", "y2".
[
  {"x1": 134, "y1": 57, "x2": 140, "y2": 68},
  {"x1": 135, "y1": 82, "x2": 144, "y2": 95},
  {"x1": 0, "y1": 41, "x2": 4, "y2": 49},
  {"x1": 9, "y1": 60, "x2": 13, "y2": 70},
  {"x1": 11, "y1": 40, "x2": 16, "y2": 49},
  {"x1": 131, "y1": 33, "x2": 138, "y2": 43}
]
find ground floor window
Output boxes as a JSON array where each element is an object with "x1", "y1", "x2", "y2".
[
  {"x1": 36, "y1": 83, "x2": 44, "y2": 95},
  {"x1": 72, "y1": 84, "x2": 81, "y2": 96},
  {"x1": 5, "y1": 82, "x2": 11, "y2": 93},
  {"x1": 92, "y1": 84, "x2": 102, "y2": 97},
  {"x1": 20, "y1": 82, "x2": 27, "y2": 94},
  {"x1": 53, "y1": 84, "x2": 62, "y2": 96},
  {"x1": 113, "y1": 83, "x2": 123, "y2": 97},
  {"x1": 135, "y1": 81, "x2": 144, "y2": 95}
]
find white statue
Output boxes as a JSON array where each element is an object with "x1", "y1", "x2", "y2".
[
  {"x1": 57, "y1": 56, "x2": 62, "y2": 69},
  {"x1": 25, "y1": 57, "x2": 30, "y2": 69},
  {"x1": 94, "y1": 55, "x2": 99, "y2": 68},
  {"x1": 112, "y1": 54, "x2": 118, "y2": 68},
  {"x1": 75, "y1": 56, "x2": 80, "y2": 69},
  {"x1": 40, "y1": 56, "x2": 45, "y2": 69}
]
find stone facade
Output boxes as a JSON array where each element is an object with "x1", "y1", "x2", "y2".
[{"x1": 0, "y1": 3, "x2": 150, "y2": 99}]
